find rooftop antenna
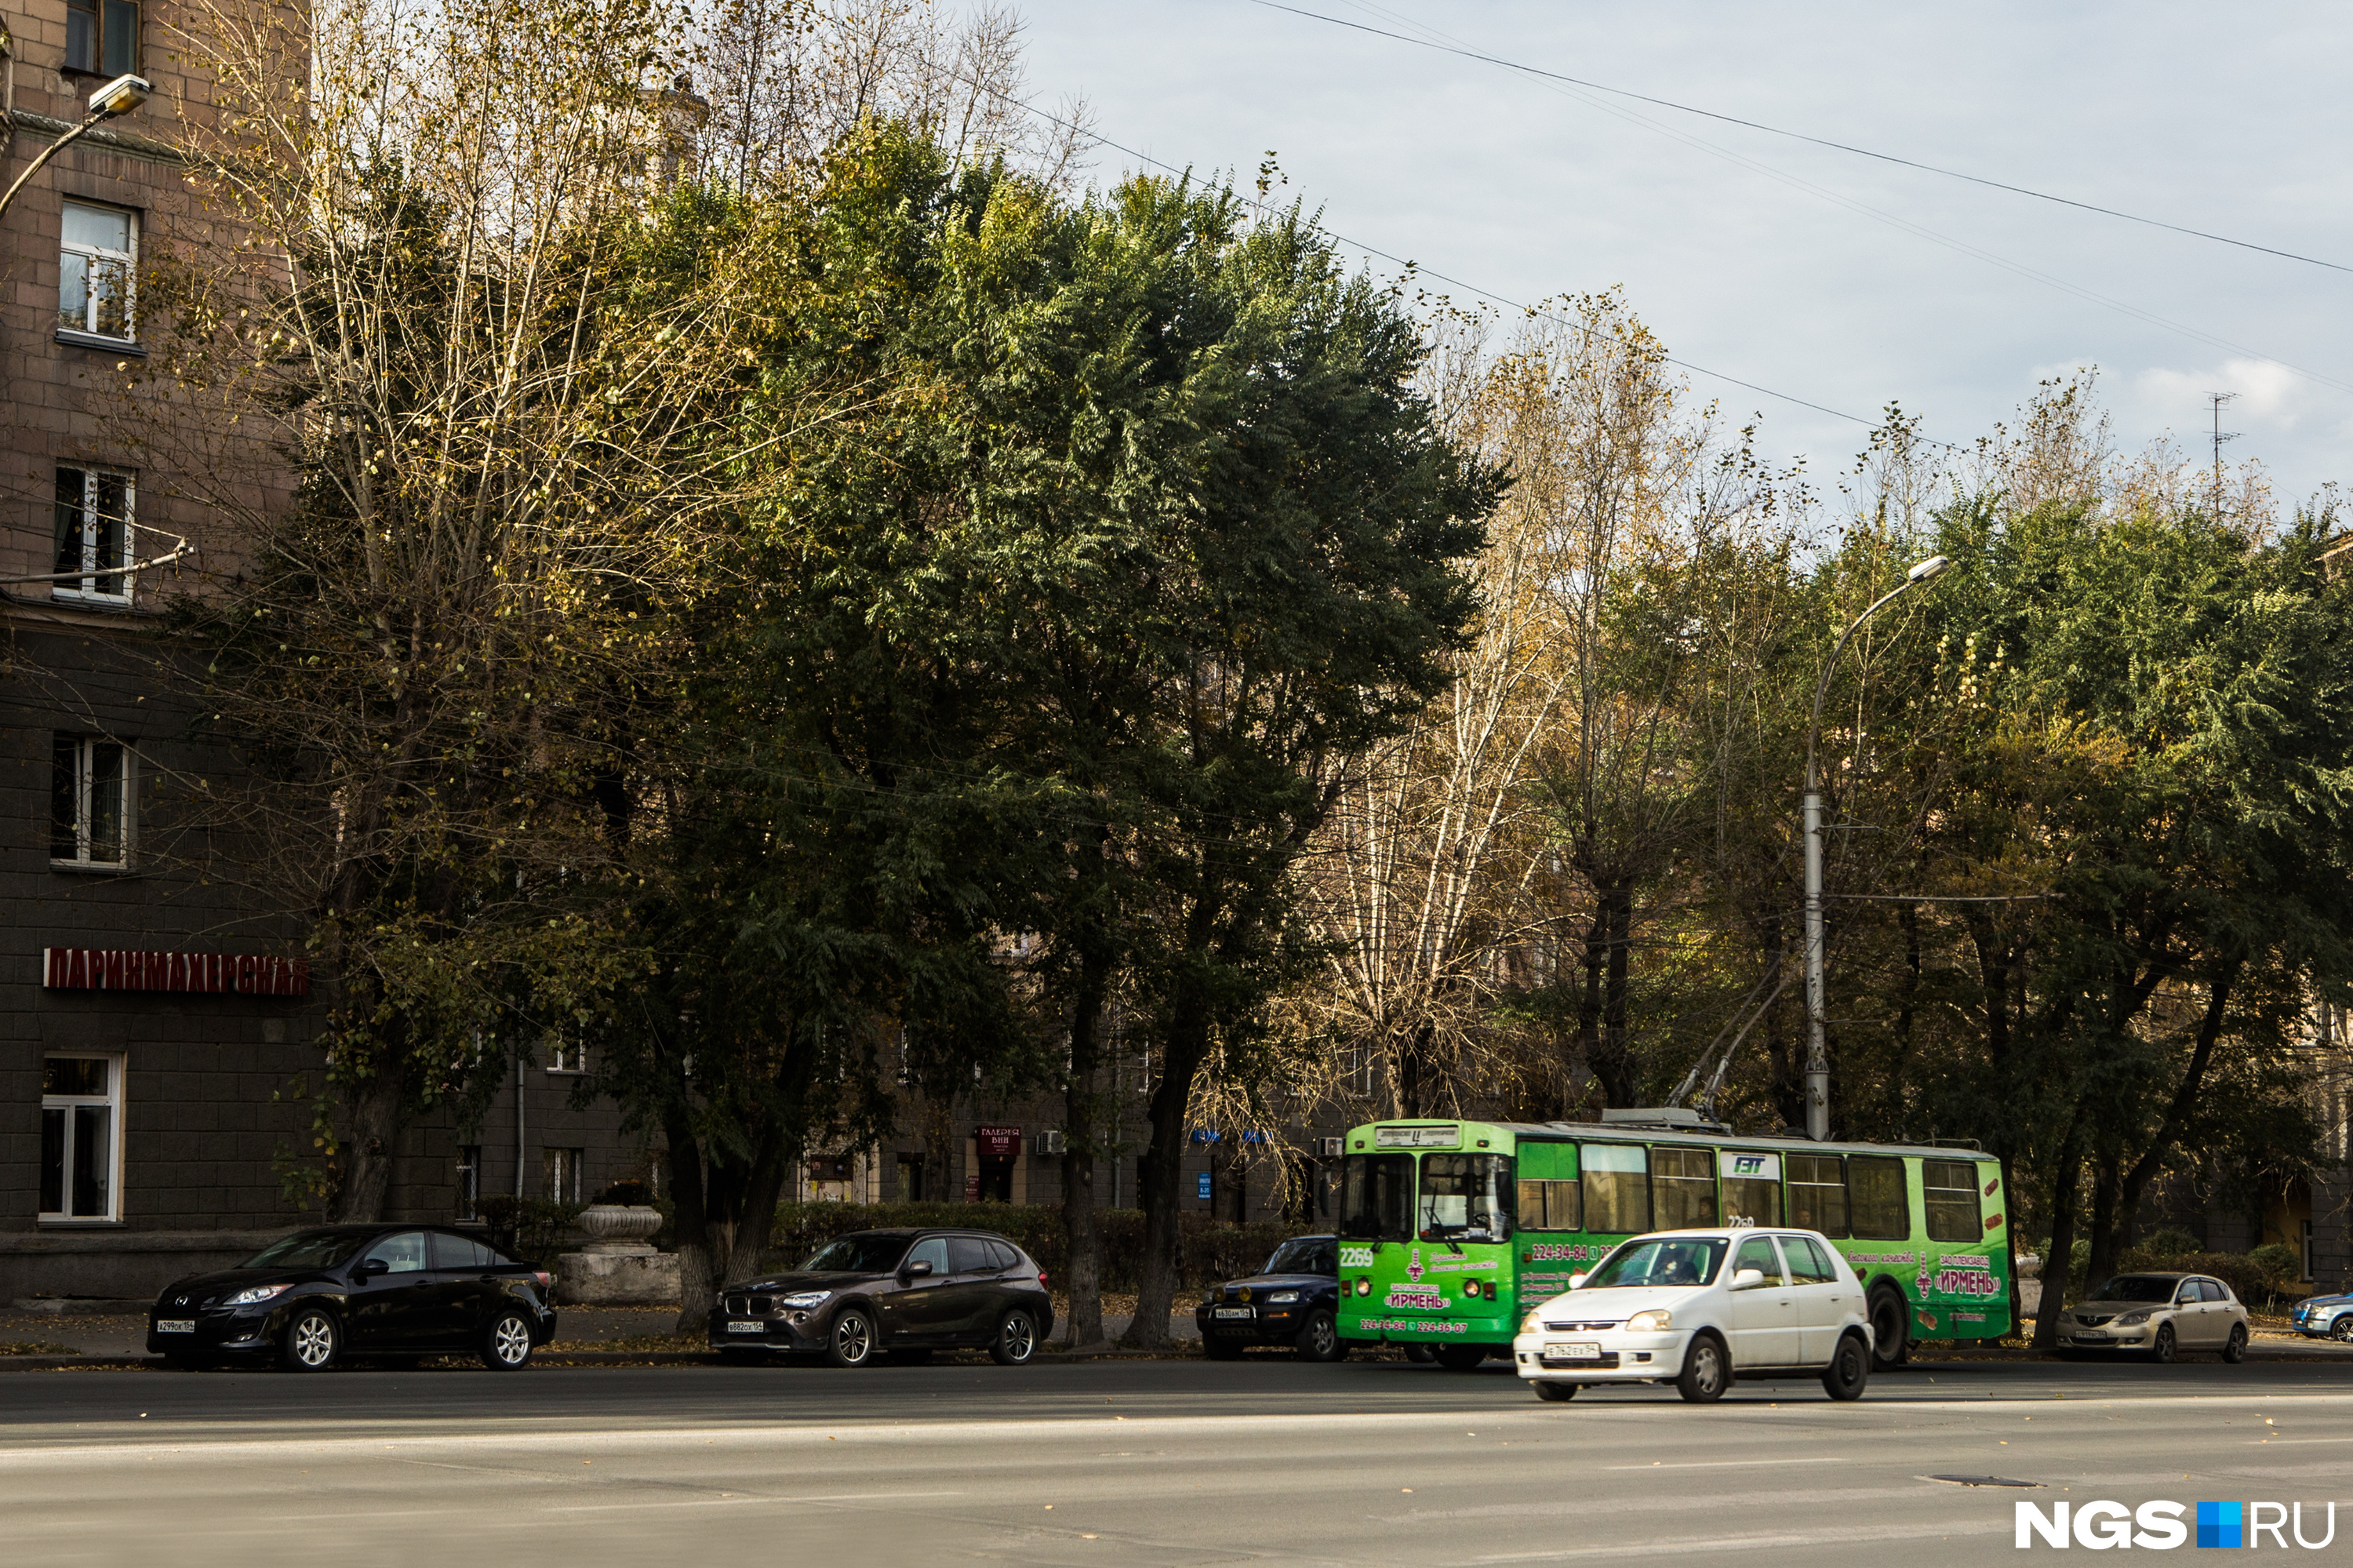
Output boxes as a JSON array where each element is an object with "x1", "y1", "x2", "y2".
[{"x1": 2206, "y1": 391, "x2": 2240, "y2": 518}]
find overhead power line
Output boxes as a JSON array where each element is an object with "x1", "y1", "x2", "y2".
[{"x1": 1257, "y1": 0, "x2": 2353, "y2": 276}]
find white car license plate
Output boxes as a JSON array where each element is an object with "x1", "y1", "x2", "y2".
[
  {"x1": 726, "y1": 1321, "x2": 765, "y2": 1334},
  {"x1": 1214, "y1": 1308, "x2": 1253, "y2": 1320},
  {"x1": 2073, "y1": 1331, "x2": 2108, "y2": 1341},
  {"x1": 1547, "y1": 1341, "x2": 1601, "y2": 1361},
  {"x1": 156, "y1": 1320, "x2": 195, "y2": 1334}
]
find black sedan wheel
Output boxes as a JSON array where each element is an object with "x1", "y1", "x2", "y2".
[
  {"x1": 282, "y1": 1306, "x2": 340, "y2": 1373},
  {"x1": 990, "y1": 1308, "x2": 1038, "y2": 1366},
  {"x1": 827, "y1": 1307, "x2": 879, "y2": 1368},
  {"x1": 2222, "y1": 1323, "x2": 2248, "y2": 1364},
  {"x1": 1295, "y1": 1308, "x2": 1346, "y2": 1362},
  {"x1": 481, "y1": 1311, "x2": 535, "y2": 1371},
  {"x1": 1820, "y1": 1332, "x2": 1870, "y2": 1401}
]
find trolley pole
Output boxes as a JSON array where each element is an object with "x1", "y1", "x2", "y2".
[{"x1": 1803, "y1": 554, "x2": 1951, "y2": 1141}]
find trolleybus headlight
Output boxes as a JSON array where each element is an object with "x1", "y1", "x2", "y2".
[
  {"x1": 1625, "y1": 1308, "x2": 1672, "y2": 1332},
  {"x1": 1355, "y1": 1277, "x2": 1371, "y2": 1297}
]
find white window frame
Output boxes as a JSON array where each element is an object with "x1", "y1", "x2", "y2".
[
  {"x1": 41, "y1": 1052, "x2": 125, "y2": 1224},
  {"x1": 51, "y1": 733, "x2": 133, "y2": 870},
  {"x1": 544, "y1": 1146, "x2": 584, "y2": 1203},
  {"x1": 58, "y1": 199, "x2": 138, "y2": 344},
  {"x1": 53, "y1": 465, "x2": 136, "y2": 605},
  {"x1": 456, "y1": 1144, "x2": 482, "y2": 1221},
  {"x1": 545, "y1": 1028, "x2": 587, "y2": 1075}
]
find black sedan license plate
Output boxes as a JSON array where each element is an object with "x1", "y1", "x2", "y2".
[
  {"x1": 726, "y1": 1321, "x2": 765, "y2": 1334},
  {"x1": 156, "y1": 1320, "x2": 195, "y2": 1333},
  {"x1": 1213, "y1": 1308, "x2": 1253, "y2": 1320}
]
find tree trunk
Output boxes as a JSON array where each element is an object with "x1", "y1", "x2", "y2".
[
  {"x1": 1061, "y1": 953, "x2": 1112, "y2": 1349},
  {"x1": 722, "y1": 1122, "x2": 795, "y2": 1285},
  {"x1": 1126, "y1": 999, "x2": 1210, "y2": 1351},
  {"x1": 329, "y1": 1053, "x2": 408, "y2": 1221},
  {"x1": 1580, "y1": 881, "x2": 1638, "y2": 1106},
  {"x1": 667, "y1": 1115, "x2": 715, "y2": 1334},
  {"x1": 2083, "y1": 1143, "x2": 2123, "y2": 1297},
  {"x1": 2031, "y1": 1133, "x2": 2082, "y2": 1351}
]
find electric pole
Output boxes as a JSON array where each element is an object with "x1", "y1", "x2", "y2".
[{"x1": 2207, "y1": 391, "x2": 2239, "y2": 518}]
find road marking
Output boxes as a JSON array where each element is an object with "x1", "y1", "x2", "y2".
[
  {"x1": 1601, "y1": 1457, "x2": 1846, "y2": 1472},
  {"x1": 544, "y1": 1490, "x2": 966, "y2": 1513},
  {"x1": 1475, "y1": 1517, "x2": 2010, "y2": 1560}
]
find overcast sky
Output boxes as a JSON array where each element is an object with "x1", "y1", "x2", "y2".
[{"x1": 1012, "y1": 1, "x2": 2353, "y2": 511}]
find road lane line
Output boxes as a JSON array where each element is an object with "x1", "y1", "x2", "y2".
[
  {"x1": 1601, "y1": 1457, "x2": 1847, "y2": 1471},
  {"x1": 1475, "y1": 1517, "x2": 2011, "y2": 1560}
]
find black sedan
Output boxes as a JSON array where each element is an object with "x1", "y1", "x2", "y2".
[
  {"x1": 708, "y1": 1228, "x2": 1053, "y2": 1367},
  {"x1": 1195, "y1": 1234, "x2": 1347, "y2": 1360},
  {"x1": 147, "y1": 1225, "x2": 558, "y2": 1372}
]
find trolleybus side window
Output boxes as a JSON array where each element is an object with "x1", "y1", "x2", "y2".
[
  {"x1": 1515, "y1": 1141, "x2": 1580, "y2": 1231},
  {"x1": 1720, "y1": 1150, "x2": 1781, "y2": 1227},
  {"x1": 1922, "y1": 1159, "x2": 1984, "y2": 1243},
  {"x1": 1420, "y1": 1153, "x2": 1514, "y2": 1242},
  {"x1": 1340, "y1": 1153, "x2": 1414, "y2": 1242},
  {"x1": 1580, "y1": 1143, "x2": 1649, "y2": 1234},
  {"x1": 1651, "y1": 1145, "x2": 1716, "y2": 1229},
  {"x1": 1787, "y1": 1153, "x2": 1847, "y2": 1235},
  {"x1": 1849, "y1": 1155, "x2": 1910, "y2": 1240}
]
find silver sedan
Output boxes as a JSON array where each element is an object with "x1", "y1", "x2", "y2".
[{"x1": 2056, "y1": 1271, "x2": 2248, "y2": 1362}]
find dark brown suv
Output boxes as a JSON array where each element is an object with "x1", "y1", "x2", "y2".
[{"x1": 707, "y1": 1228, "x2": 1053, "y2": 1366}]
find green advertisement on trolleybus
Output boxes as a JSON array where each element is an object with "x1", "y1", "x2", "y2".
[{"x1": 1334, "y1": 1115, "x2": 2013, "y2": 1366}]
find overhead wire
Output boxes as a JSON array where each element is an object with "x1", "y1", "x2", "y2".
[
  {"x1": 1252, "y1": 0, "x2": 2353, "y2": 400},
  {"x1": 1264, "y1": 0, "x2": 2353, "y2": 276}
]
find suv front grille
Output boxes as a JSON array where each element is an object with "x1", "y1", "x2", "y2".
[{"x1": 726, "y1": 1293, "x2": 776, "y2": 1317}]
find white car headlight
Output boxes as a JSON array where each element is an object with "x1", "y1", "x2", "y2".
[
  {"x1": 1521, "y1": 1311, "x2": 1544, "y2": 1334},
  {"x1": 776, "y1": 1291, "x2": 828, "y2": 1310},
  {"x1": 227, "y1": 1284, "x2": 291, "y2": 1306},
  {"x1": 1267, "y1": 1290, "x2": 1299, "y2": 1304},
  {"x1": 1626, "y1": 1308, "x2": 1672, "y2": 1332},
  {"x1": 2115, "y1": 1310, "x2": 2151, "y2": 1326}
]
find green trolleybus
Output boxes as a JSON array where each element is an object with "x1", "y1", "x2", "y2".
[{"x1": 1333, "y1": 1113, "x2": 2013, "y2": 1369}]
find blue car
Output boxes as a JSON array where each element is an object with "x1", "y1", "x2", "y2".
[{"x1": 2291, "y1": 1294, "x2": 2353, "y2": 1340}]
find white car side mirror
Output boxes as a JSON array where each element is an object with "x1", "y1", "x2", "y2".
[
  {"x1": 1567, "y1": 1273, "x2": 1587, "y2": 1290},
  {"x1": 1731, "y1": 1268, "x2": 1766, "y2": 1290}
]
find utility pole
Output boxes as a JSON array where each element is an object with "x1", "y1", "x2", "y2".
[
  {"x1": 1802, "y1": 555, "x2": 1952, "y2": 1142},
  {"x1": 2207, "y1": 391, "x2": 2239, "y2": 519}
]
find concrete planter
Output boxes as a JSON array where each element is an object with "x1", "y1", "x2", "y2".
[{"x1": 576, "y1": 1204, "x2": 664, "y2": 1255}]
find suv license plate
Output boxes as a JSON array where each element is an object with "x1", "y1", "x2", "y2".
[
  {"x1": 1213, "y1": 1308, "x2": 1253, "y2": 1320},
  {"x1": 1548, "y1": 1341, "x2": 1601, "y2": 1361},
  {"x1": 156, "y1": 1320, "x2": 195, "y2": 1333},
  {"x1": 726, "y1": 1321, "x2": 765, "y2": 1334}
]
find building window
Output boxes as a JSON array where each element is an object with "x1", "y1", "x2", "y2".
[
  {"x1": 545, "y1": 1028, "x2": 587, "y2": 1074},
  {"x1": 59, "y1": 202, "x2": 136, "y2": 342},
  {"x1": 65, "y1": 0, "x2": 140, "y2": 76},
  {"x1": 544, "y1": 1146, "x2": 584, "y2": 1203},
  {"x1": 456, "y1": 1145, "x2": 482, "y2": 1221},
  {"x1": 54, "y1": 467, "x2": 135, "y2": 602},
  {"x1": 41, "y1": 1054, "x2": 122, "y2": 1222},
  {"x1": 51, "y1": 734, "x2": 131, "y2": 868}
]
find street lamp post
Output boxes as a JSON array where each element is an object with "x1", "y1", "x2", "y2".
[
  {"x1": 1802, "y1": 554, "x2": 1951, "y2": 1141},
  {"x1": 0, "y1": 72, "x2": 153, "y2": 224}
]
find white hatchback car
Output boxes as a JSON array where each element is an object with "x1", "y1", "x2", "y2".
[{"x1": 1512, "y1": 1227, "x2": 1875, "y2": 1403}]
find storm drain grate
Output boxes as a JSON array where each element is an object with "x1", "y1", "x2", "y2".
[{"x1": 1924, "y1": 1475, "x2": 2043, "y2": 1489}]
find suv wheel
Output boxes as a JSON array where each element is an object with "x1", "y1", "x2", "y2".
[
  {"x1": 1296, "y1": 1309, "x2": 1346, "y2": 1362},
  {"x1": 1820, "y1": 1331, "x2": 1870, "y2": 1401},
  {"x1": 989, "y1": 1308, "x2": 1038, "y2": 1366},
  {"x1": 1675, "y1": 1333, "x2": 1728, "y2": 1402},
  {"x1": 827, "y1": 1307, "x2": 879, "y2": 1368},
  {"x1": 282, "y1": 1305, "x2": 340, "y2": 1373},
  {"x1": 481, "y1": 1310, "x2": 535, "y2": 1371},
  {"x1": 2221, "y1": 1322, "x2": 2248, "y2": 1365}
]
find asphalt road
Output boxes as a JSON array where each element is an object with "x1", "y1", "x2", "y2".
[{"x1": 4, "y1": 1355, "x2": 2347, "y2": 1566}]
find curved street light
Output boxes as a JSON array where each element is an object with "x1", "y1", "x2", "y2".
[
  {"x1": 0, "y1": 72, "x2": 153, "y2": 224},
  {"x1": 1802, "y1": 553, "x2": 1951, "y2": 1141}
]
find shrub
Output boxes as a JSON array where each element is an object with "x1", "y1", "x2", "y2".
[
  {"x1": 475, "y1": 1195, "x2": 584, "y2": 1263},
  {"x1": 2248, "y1": 1242, "x2": 2304, "y2": 1293},
  {"x1": 766, "y1": 1202, "x2": 1300, "y2": 1293},
  {"x1": 2139, "y1": 1226, "x2": 2202, "y2": 1257},
  {"x1": 592, "y1": 1179, "x2": 653, "y2": 1206}
]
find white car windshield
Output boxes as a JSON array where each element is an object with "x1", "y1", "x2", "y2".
[{"x1": 1582, "y1": 1236, "x2": 1729, "y2": 1289}]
